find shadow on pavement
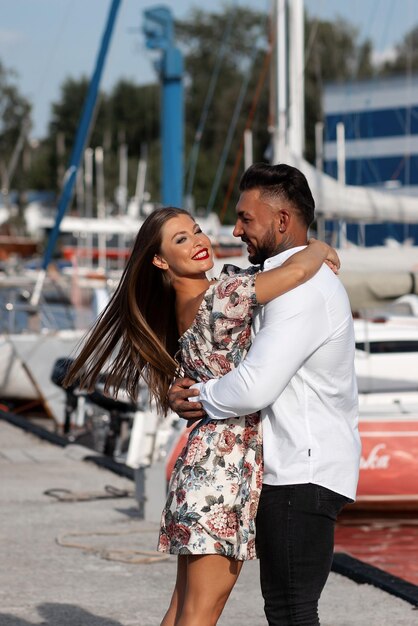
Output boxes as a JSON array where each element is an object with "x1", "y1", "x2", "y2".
[{"x1": 0, "y1": 603, "x2": 127, "y2": 626}]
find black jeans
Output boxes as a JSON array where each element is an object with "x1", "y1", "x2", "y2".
[{"x1": 255, "y1": 483, "x2": 351, "y2": 626}]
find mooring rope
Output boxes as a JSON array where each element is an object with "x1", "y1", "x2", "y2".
[
  {"x1": 43, "y1": 485, "x2": 134, "y2": 502},
  {"x1": 56, "y1": 527, "x2": 171, "y2": 565}
]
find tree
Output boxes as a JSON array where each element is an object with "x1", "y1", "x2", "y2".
[
  {"x1": 176, "y1": 7, "x2": 270, "y2": 214},
  {"x1": 42, "y1": 76, "x2": 161, "y2": 205},
  {"x1": 46, "y1": 76, "x2": 109, "y2": 191},
  {"x1": 0, "y1": 60, "x2": 31, "y2": 194},
  {"x1": 176, "y1": 8, "x2": 375, "y2": 214},
  {"x1": 107, "y1": 80, "x2": 160, "y2": 200},
  {"x1": 304, "y1": 18, "x2": 374, "y2": 162},
  {"x1": 108, "y1": 80, "x2": 159, "y2": 152},
  {"x1": 379, "y1": 25, "x2": 418, "y2": 75}
]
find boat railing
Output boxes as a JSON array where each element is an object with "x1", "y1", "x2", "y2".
[{"x1": 0, "y1": 287, "x2": 76, "y2": 334}]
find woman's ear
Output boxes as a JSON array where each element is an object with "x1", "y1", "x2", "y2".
[{"x1": 152, "y1": 254, "x2": 169, "y2": 270}]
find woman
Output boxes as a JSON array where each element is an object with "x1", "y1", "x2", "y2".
[{"x1": 65, "y1": 207, "x2": 339, "y2": 626}]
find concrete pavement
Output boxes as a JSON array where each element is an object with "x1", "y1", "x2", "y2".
[{"x1": 0, "y1": 419, "x2": 417, "y2": 626}]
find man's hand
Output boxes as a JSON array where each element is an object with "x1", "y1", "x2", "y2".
[{"x1": 168, "y1": 377, "x2": 206, "y2": 421}]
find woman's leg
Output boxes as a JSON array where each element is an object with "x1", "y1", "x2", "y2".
[
  {"x1": 177, "y1": 554, "x2": 243, "y2": 626},
  {"x1": 161, "y1": 556, "x2": 188, "y2": 626}
]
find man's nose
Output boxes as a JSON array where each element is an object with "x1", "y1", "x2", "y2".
[{"x1": 233, "y1": 222, "x2": 242, "y2": 237}]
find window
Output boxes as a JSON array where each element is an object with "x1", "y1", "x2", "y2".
[{"x1": 355, "y1": 341, "x2": 418, "y2": 354}]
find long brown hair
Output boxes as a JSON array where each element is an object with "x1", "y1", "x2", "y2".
[{"x1": 64, "y1": 207, "x2": 191, "y2": 415}]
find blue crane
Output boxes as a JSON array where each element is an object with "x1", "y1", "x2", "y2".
[{"x1": 143, "y1": 6, "x2": 184, "y2": 208}]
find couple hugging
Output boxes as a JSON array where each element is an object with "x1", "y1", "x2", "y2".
[{"x1": 66, "y1": 163, "x2": 361, "y2": 626}]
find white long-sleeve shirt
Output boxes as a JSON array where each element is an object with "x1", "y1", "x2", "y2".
[{"x1": 193, "y1": 247, "x2": 361, "y2": 500}]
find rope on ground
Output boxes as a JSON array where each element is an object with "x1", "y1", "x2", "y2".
[
  {"x1": 43, "y1": 485, "x2": 134, "y2": 502},
  {"x1": 56, "y1": 527, "x2": 171, "y2": 565}
]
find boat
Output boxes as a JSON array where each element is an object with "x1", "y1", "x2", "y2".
[
  {"x1": 351, "y1": 309, "x2": 418, "y2": 504},
  {"x1": 0, "y1": 328, "x2": 86, "y2": 420},
  {"x1": 355, "y1": 314, "x2": 418, "y2": 395},
  {"x1": 0, "y1": 235, "x2": 39, "y2": 260},
  {"x1": 0, "y1": 269, "x2": 105, "y2": 423},
  {"x1": 356, "y1": 402, "x2": 418, "y2": 506}
]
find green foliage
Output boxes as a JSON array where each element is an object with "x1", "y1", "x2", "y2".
[
  {"x1": 46, "y1": 76, "x2": 109, "y2": 189},
  {"x1": 379, "y1": 25, "x2": 418, "y2": 75},
  {"x1": 0, "y1": 60, "x2": 31, "y2": 191},
  {"x1": 109, "y1": 80, "x2": 159, "y2": 152},
  {"x1": 106, "y1": 80, "x2": 160, "y2": 199},
  {"x1": 24, "y1": 140, "x2": 51, "y2": 190},
  {"x1": 178, "y1": 9, "x2": 375, "y2": 212},
  {"x1": 304, "y1": 17, "x2": 374, "y2": 162},
  {"x1": 42, "y1": 76, "x2": 161, "y2": 205},
  {"x1": 49, "y1": 76, "x2": 98, "y2": 145},
  {"x1": 177, "y1": 7, "x2": 270, "y2": 213}
]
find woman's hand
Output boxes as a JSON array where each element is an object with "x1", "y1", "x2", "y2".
[{"x1": 308, "y1": 238, "x2": 340, "y2": 274}]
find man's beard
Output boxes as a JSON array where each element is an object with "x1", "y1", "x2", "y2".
[{"x1": 247, "y1": 226, "x2": 279, "y2": 265}]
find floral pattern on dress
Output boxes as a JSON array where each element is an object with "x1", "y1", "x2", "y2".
[{"x1": 158, "y1": 265, "x2": 263, "y2": 561}]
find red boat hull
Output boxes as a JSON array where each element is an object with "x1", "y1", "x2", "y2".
[
  {"x1": 356, "y1": 419, "x2": 418, "y2": 503},
  {"x1": 166, "y1": 418, "x2": 418, "y2": 503}
]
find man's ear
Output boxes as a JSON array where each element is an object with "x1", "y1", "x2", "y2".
[
  {"x1": 152, "y1": 254, "x2": 169, "y2": 270},
  {"x1": 278, "y1": 208, "x2": 291, "y2": 233}
]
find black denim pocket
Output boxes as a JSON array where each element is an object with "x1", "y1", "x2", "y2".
[{"x1": 315, "y1": 485, "x2": 352, "y2": 521}]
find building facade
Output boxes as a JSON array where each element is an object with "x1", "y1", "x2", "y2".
[{"x1": 323, "y1": 74, "x2": 418, "y2": 246}]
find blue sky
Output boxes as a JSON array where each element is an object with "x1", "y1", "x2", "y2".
[{"x1": 1, "y1": 0, "x2": 415, "y2": 139}]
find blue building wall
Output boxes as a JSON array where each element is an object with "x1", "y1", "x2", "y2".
[
  {"x1": 324, "y1": 220, "x2": 418, "y2": 247},
  {"x1": 325, "y1": 156, "x2": 418, "y2": 187},
  {"x1": 323, "y1": 75, "x2": 418, "y2": 246},
  {"x1": 325, "y1": 107, "x2": 418, "y2": 142}
]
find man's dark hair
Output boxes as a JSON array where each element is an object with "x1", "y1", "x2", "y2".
[{"x1": 239, "y1": 162, "x2": 315, "y2": 227}]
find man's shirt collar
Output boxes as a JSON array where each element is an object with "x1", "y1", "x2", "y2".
[{"x1": 263, "y1": 245, "x2": 307, "y2": 269}]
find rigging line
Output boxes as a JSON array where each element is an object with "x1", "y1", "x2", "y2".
[
  {"x1": 364, "y1": 152, "x2": 386, "y2": 185},
  {"x1": 206, "y1": 50, "x2": 257, "y2": 215},
  {"x1": 376, "y1": 0, "x2": 396, "y2": 57},
  {"x1": 218, "y1": 42, "x2": 273, "y2": 224},
  {"x1": 185, "y1": 3, "x2": 236, "y2": 200},
  {"x1": 4, "y1": 115, "x2": 31, "y2": 192},
  {"x1": 286, "y1": 13, "x2": 320, "y2": 121},
  {"x1": 321, "y1": 0, "x2": 383, "y2": 191},
  {"x1": 31, "y1": 0, "x2": 73, "y2": 101},
  {"x1": 390, "y1": 156, "x2": 406, "y2": 181},
  {"x1": 352, "y1": 0, "x2": 398, "y2": 190},
  {"x1": 303, "y1": 16, "x2": 320, "y2": 72},
  {"x1": 404, "y1": 0, "x2": 414, "y2": 187},
  {"x1": 357, "y1": 0, "x2": 380, "y2": 60}
]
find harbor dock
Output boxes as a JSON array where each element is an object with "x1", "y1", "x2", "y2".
[{"x1": 1, "y1": 417, "x2": 417, "y2": 626}]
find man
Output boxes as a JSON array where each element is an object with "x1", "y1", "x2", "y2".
[{"x1": 169, "y1": 162, "x2": 361, "y2": 626}]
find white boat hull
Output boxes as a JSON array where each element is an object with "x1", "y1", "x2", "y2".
[{"x1": 0, "y1": 330, "x2": 85, "y2": 424}]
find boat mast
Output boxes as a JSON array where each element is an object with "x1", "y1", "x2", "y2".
[
  {"x1": 288, "y1": 0, "x2": 304, "y2": 159},
  {"x1": 31, "y1": 0, "x2": 121, "y2": 305},
  {"x1": 273, "y1": 0, "x2": 288, "y2": 163},
  {"x1": 271, "y1": 0, "x2": 304, "y2": 163}
]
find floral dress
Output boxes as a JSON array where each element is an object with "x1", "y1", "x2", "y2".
[{"x1": 158, "y1": 265, "x2": 263, "y2": 561}]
